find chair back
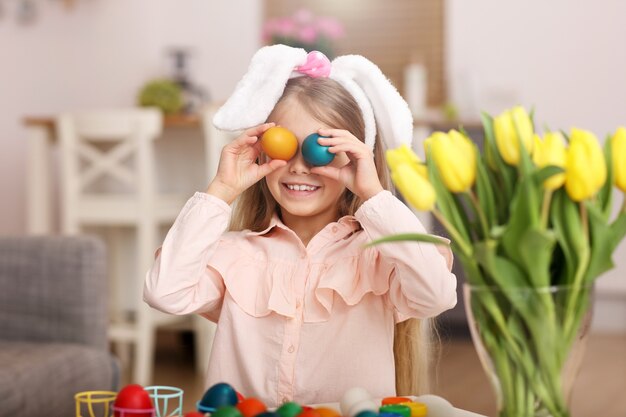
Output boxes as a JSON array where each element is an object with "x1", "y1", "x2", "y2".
[{"x1": 57, "y1": 108, "x2": 163, "y2": 231}]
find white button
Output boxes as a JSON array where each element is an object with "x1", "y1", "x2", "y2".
[
  {"x1": 331, "y1": 226, "x2": 339, "y2": 233},
  {"x1": 296, "y1": 299, "x2": 302, "y2": 308},
  {"x1": 288, "y1": 345, "x2": 295, "y2": 353},
  {"x1": 282, "y1": 397, "x2": 289, "y2": 403}
]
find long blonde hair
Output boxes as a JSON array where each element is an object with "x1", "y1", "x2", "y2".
[{"x1": 230, "y1": 76, "x2": 434, "y2": 395}]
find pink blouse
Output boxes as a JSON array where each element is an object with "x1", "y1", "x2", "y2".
[{"x1": 144, "y1": 190, "x2": 456, "y2": 407}]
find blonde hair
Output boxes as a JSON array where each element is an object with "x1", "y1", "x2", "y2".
[{"x1": 229, "y1": 76, "x2": 434, "y2": 395}]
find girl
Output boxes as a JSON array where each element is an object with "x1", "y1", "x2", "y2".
[{"x1": 144, "y1": 45, "x2": 456, "y2": 407}]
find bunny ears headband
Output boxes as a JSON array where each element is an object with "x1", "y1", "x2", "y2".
[{"x1": 213, "y1": 44, "x2": 413, "y2": 151}]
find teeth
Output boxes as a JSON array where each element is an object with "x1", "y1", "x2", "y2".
[{"x1": 287, "y1": 184, "x2": 318, "y2": 191}]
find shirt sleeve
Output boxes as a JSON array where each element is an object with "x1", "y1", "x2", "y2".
[
  {"x1": 143, "y1": 192, "x2": 230, "y2": 319},
  {"x1": 354, "y1": 190, "x2": 457, "y2": 320}
]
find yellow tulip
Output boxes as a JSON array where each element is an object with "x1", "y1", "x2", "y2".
[
  {"x1": 493, "y1": 106, "x2": 534, "y2": 165},
  {"x1": 385, "y1": 145, "x2": 435, "y2": 211},
  {"x1": 611, "y1": 127, "x2": 626, "y2": 192},
  {"x1": 386, "y1": 144, "x2": 427, "y2": 178},
  {"x1": 391, "y1": 163, "x2": 436, "y2": 211},
  {"x1": 565, "y1": 128, "x2": 607, "y2": 201},
  {"x1": 532, "y1": 132, "x2": 566, "y2": 190},
  {"x1": 428, "y1": 130, "x2": 477, "y2": 193}
]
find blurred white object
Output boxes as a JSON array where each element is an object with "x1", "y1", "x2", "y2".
[
  {"x1": 414, "y1": 395, "x2": 455, "y2": 417},
  {"x1": 340, "y1": 387, "x2": 376, "y2": 417},
  {"x1": 404, "y1": 60, "x2": 427, "y2": 118},
  {"x1": 56, "y1": 108, "x2": 204, "y2": 385}
]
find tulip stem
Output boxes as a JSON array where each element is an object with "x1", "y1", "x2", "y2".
[
  {"x1": 433, "y1": 209, "x2": 473, "y2": 256},
  {"x1": 541, "y1": 189, "x2": 554, "y2": 230},
  {"x1": 621, "y1": 194, "x2": 626, "y2": 214},
  {"x1": 580, "y1": 202, "x2": 589, "y2": 241},
  {"x1": 467, "y1": 190, "x2": 490, "y2": 239}
]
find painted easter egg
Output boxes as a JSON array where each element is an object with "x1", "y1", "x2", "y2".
[
  {"x1": 276, "y1": 402, "x2": 303, "y2": 417},
  {"x1": 212, "y1": 406, "x2": 244, "y2": 417},
  {"x1": 198, "y1": 383, "x2": 238, "y2": 413},
  {"x1": 340, "y1": 387, "x2": 377, "y2": 417},
  {"x1": 301, "y1": 133, "x2": 334, "y2": 166},
  {"x1": 379, "y1": 404, "x2": 411, "y2": 417},
  {"x1": 261, "y1": 127, "x2": 298, "y2": 160},
  {"x1": 236, "y1": 398, "x2": 267, "y2": 417},
  {"x1": 113, "y1": 384, "x2": 153, "y2": 417},
  {"x1": 314, "y1": 407, "x2": 341, "y2": 417}
]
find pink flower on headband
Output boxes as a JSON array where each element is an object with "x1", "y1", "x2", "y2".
[{"x1": 295, "y1": 51, "x2": 331, "y2": 78}]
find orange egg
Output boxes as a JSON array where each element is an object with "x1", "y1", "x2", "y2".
[
  {"x1": 314, "y1": 407, "x2": 341, "y2": 417},
  {"x1": 261, "y1": 127, "x2": 298, "y2": 160},
  {"x1": 236, "y1": 398, "x2": 267, "y2": 417}
]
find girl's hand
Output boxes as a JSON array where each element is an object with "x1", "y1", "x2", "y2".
[
  {"x1": 310, "y1": 128, "x2": 384, "y2": 201},
  {"x1": 206, "y1": 123, "x2": 287, "y2": 204}
]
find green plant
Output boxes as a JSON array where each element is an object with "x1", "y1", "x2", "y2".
[{"x1": 138, "y1": 79, "x2": 183, "y2": 114}]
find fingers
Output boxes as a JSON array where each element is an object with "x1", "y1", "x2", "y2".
[
  {"x1": 317, "y1": 135, "x2": 371, "y2": 159},
  {"x1": 245, "y1": 122, "x2": 275, "y2": 138},
  {"x1": 257, "y1": 159, "x2": 287, "y2": 178}
]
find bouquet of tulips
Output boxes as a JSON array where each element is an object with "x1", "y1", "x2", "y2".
[{"x1": 375, "y1": 106, "x2": 626, "y2": 417}]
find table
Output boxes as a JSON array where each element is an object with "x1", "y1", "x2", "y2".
[{"x1": 312, "y1": 396, "x2": 486, "y2": 417}]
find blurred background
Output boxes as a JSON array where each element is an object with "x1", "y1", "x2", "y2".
[{"x1": 0, "y1": 1, "x2": 624, "y2": 416}]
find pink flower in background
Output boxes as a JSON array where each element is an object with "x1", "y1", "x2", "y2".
[
  {"x1": 261, "y1": 8, "x2": 345, "y2": 58},
  {"x1": 274, "y1": 18, "x2": 296, "y2": 37},
  {"x1": 298, "y1": 25, "x2": 319, "y2": 43},
  {"x1": 293, "y1": 9, "x2": 314, "y2": 24},
  {"x1": 316, "y1": 17, "x2": 344, "y2": 39}
]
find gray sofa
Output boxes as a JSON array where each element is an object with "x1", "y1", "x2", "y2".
[{"x1": 0, "y1": 236, "x2": 119, "y2": 417}]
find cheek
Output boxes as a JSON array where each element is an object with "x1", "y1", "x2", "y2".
[{"x1": 329, "y1": 152, "x2": 350, "y2": 168}]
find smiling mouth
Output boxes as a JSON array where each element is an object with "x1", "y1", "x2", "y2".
[{"x1": 282, "y1": 183, "x2": 321, "y2": 192}]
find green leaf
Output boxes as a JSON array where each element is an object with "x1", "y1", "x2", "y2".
[
  {"x1": 533, "y1": 165, "x2": 564, "y2": 186},
  {"x1": 518, "y1": 229, "x2": 557, "y2": 288},
  {"x1": 598, "y1": 136, "x2": 614, "y2": 220},
  {"x1": 584, "y1": 205, "x2": 626, "y2": 283},
  {"x1": 366, "y1": 233, "x2": 450, "y2": 247},
  {"x1": 501, "y1": 174, "x2": 541, "y2": 270},
  {"x1": 475, "y1": 145, "x2": 497, "y2": 231},
  {"x1": 474, "y1": 240, "x2": 530, "y2": 288},
  {"x1": 427, "y1": 157, "x2": 472, "y2": 243},
  {"x1": 550, "y1": 190, "x2": 587, "y2": 286}
]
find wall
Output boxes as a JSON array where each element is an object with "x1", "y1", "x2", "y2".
[
  {"x1": 446, "y1": 0, "x2": 626, "y2": 331},
  {"x1": 0, "y1": 0, "x2": 261, "y2": 234}
]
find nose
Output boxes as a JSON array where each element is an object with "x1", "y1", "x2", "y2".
[{"x1": 288, "y1": 148, "x2": 312, "y2": 175}]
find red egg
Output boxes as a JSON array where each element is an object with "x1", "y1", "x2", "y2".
[
  {"x1": 114, "y1": 384, "x2": 154, "y2": 417},
  {"x1": 237, "y1": 391, "x2": 246, "y2": 403},
  {"x1": 184, "y1": 413, "x2": 206, "y2": 417},
  {"x1": 297, "y1": 409, "x2": 321, "y2": 417},
  {"x1": 236, "y1": 398, "x2": 267, "y2": 417}
]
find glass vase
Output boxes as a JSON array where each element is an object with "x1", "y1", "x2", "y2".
[{"x1": 463, "y1": 284, "x2": 593, "y2": 417}]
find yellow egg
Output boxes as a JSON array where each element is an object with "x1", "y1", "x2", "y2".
[{"x1": 261, "y1": 127, "x2": 298, "y2": 160}]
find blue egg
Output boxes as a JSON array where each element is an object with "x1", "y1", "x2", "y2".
[
  {"x1": 301, "y1": 133, "x2": 335, "y2": 166},
  {"x1": 197, "y1": 382, "x2": 238, "y2": 413}
]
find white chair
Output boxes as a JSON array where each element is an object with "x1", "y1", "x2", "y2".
[{"x1": 57, "y1": 108, "x2": 193, "y2": 385}]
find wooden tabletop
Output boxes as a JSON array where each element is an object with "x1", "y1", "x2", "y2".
[{"x1": 23, "y1": 113, "x2": 202, "y2": 129}]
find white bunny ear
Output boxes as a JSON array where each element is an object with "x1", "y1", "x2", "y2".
[
  {"x1": 331, "y1": 55, "x2": 413, "y2": 148},
  {"x1": 213, "y1": 44, "x2": 308, "y2": 131}
]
